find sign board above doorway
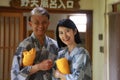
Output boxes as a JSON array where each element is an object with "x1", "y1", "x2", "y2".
[{"x1": 10, "y1": 0, "x2": 80, "y2": 10}]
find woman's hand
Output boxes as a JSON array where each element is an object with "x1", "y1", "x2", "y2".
[
  {"x1": 54, "y1": 70, "x2": 66, "y2": 80},
  {"x1": 54, "y1": 70, "x2": 61, "y2": 78}
]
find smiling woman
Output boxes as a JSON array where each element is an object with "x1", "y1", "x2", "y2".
[{"x1": 54, "y1": 18, "x2": 92, "y2": 80}]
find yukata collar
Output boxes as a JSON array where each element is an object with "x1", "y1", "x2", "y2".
[
  {"x1": 30, "y1": 32, "x2": 48, "y2": 48},
  {"x1": 65, "y1": 44, "x2": 80, "y2": 58}
]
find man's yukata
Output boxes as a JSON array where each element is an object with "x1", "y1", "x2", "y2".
[{"x1": 11, "y1": 33, "x2": 59, "y2": 80}]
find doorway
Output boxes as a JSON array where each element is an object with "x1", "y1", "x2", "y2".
[{"x1": 0, "y1": 7, "x2": 93, "y2": 80}]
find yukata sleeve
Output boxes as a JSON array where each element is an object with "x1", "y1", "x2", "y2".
[
  {"x1": 11, "y1": 46, "x2": 32, "y2": 80},
  {"x1": 65, "y1": 49, "x2": 92, "y2": 80}
]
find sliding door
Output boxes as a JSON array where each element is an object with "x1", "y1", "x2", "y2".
[{"x1": 0, "y1": 12, "x2": 26, "y2": 80}]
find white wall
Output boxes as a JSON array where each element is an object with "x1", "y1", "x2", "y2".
[
  {"x1": 79, "y1": 0, "x2": 93, "y2": 10},
  {"x1": 92, "y1": 0, "x2": 105, "y2": 80},
  {"x1": 0, "y1": 0, "x2": 10, "y2": 6},
  {"x1": 49, "y1": 14, "x2": 68, "y2": 31}
]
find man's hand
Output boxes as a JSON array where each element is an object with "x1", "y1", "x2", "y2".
[{"x1": 37, "y1": 59, "x2": 53, "y2": 70}]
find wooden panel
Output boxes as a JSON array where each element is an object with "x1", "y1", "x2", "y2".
[
  {"x1": 46, "y1": 30, "x2": 55, "y2": 39},
  {"x1": 109, "y1": 13, "x2": 120, "y2": 80},
  {"x1": 0, "y1": 12, "x2": 25, "y2": 80},
  {"x1": 86, "y1": 13, "x2": 93, "y2": 60}
]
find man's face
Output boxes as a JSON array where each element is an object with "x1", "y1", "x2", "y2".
[{"x1": 29, "y1": 15, "x2": 50, "y2": 37}]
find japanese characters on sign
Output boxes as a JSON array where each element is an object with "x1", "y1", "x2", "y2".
[{"x1": 10, "y1": 0, "x2": 80, "y2": 9}]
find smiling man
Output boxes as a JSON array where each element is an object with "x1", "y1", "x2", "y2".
[{"x1": 11, "y1": 7, "x2": 59, "y2": 80}]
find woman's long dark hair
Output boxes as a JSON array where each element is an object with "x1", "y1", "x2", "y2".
[{"x1": 56, "y1": 19, "x2": 82, "y2": 48}]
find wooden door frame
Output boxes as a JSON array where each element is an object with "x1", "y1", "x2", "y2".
[
  {"x1": 0, "y1": 6, "x2": 93, "y2": 58},
  {"x1": 0, "y1": 6, "x2": 93, "y2": 80}
]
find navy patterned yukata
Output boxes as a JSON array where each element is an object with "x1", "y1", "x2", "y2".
[
  {"x1": 55, "y1": 45, "x2": 92, "y2": 80},
  {"x1": 11, "y1": 33, "x2": 59, "y2": 80}
]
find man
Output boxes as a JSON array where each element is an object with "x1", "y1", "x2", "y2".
[{"x1": 11, "y1": 7, "x2": 59, "y2": 80}]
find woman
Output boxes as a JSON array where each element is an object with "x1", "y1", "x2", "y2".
[{"x1": 54, "y1": 19, "x2": 92, "y2": 80}]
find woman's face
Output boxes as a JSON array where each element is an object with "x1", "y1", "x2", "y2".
[
  {"x1": 58, "y1": 26, "x2": 76, "y2": 46},
  {"x1": 29, "y1": 15, "x2": 50, "y2": 37}
]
